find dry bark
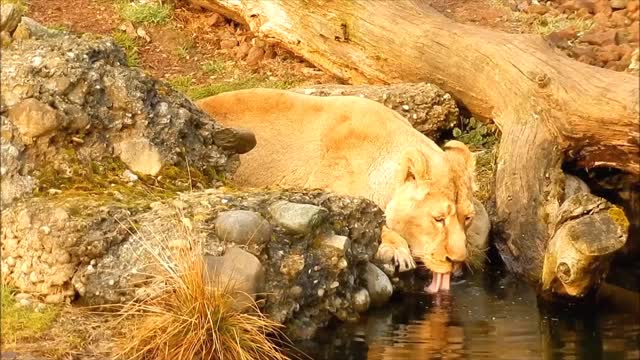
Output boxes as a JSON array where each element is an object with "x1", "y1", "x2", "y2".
[{"x1": 195, "y1": 0, "x2": 637, "y2": 297}]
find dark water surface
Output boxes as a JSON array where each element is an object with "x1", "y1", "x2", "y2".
[{"x1": 293, "y1": 269, "x2": 640, "y2": 360}]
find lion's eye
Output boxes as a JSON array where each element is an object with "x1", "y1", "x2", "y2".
[
  {"x1": 464, "y1": 215, "x2": 473, "y2": 226},
  {"x1": 434, "y1": 216, "x2": 445, "y2": 224}
]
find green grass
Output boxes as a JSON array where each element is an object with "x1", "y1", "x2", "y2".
[
  {"x1": 452, "y1": 116, "x2": 499, "y2": 151},
  {"x1": 167, "y1": 74, "x2": 195, "y2": 94},
  {"x1": 201, "y1": 60, "x2": 227, "y2": 74},
  {"x1": 1, "y1": 286, "x2": 60, "y2": 344},
  {"x1": 168, "y1": 75, "x2": 299, "y2": 100},
  {"x1": 116, "y1": 0, "x2": 173, "y2": 25},
  {"x1": 175, "y1": 40, "x2": 194, "y2": 60},
  {"x1": 112, "y1": 30, "x2": 140, "y2": 67}
]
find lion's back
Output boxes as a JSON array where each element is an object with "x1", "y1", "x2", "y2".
[{"x1": 196, "y1": 89, "x2": 426, "y2": 198}]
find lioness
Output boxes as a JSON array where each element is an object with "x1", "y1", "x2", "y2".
[{"x1": 197, "y1": 88, "x2": 479, "y2": 293}]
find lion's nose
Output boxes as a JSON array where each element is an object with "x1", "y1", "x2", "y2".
[{"x1": 445, "y1": 249, "x2": 466, "y2": 263}]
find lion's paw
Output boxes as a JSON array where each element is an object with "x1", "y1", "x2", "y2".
[{"x1": 376, "y1": 244, "x2": 416, "y2": 272}]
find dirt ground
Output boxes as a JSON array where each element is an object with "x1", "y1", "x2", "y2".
[
  {"x1": 2, "y1": 0, "x2": 638, "y2": 359},
  {"x1": 25, "y1": 0, "x2": 639, "y2": 100},
  {"x1": 426, "y1": 0, "x2": 639, "y2": 71}
]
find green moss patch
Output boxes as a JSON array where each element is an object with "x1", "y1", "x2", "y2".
[
  {"x1": 1, "y1": 287, "x2": 59, "y2": 344},
  {"x1": 33, "y1": 149, "x2": 220, "y2": 216}
]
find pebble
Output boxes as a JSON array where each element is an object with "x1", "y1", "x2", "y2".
[
  {"x1": 122, "y1": 169, "x2": 139, "y2": 182},
  {"x1": 15, "y1": 292, "x2": 31, "y2": 301}
]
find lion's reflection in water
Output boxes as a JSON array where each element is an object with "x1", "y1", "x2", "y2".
[{"x1": 295, "y1": 270, "x2": 640, "y2": 360}]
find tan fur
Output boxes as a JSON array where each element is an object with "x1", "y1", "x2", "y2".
[{"x1": 197, "y1": 88, "x2": 477, "y2": 274}]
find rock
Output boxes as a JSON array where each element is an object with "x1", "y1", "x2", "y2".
[
  {"x1": 320, "y1": 232, "x2": 351, "y2": 254},
  {"x1": 219, "y1": 39, "x2": 238, "y2": 49},
  {"x1": 517, "y1": 1, "x2": 530, "y2": 12},
  {"x1": 352, "y1": 288, "x2": 370, "y2": 313},
  {"x1": 44, "y1": 293, "x2": 65, "y2": 304},
  {"x1": 18, "y1": 298, "x2": 31, "y2": 307},
  {"x1": 279, "y1": 254, "x2": 306, "y2": 278},
  {"x1": 12, "y1": 17, "x2": 53, "y2": 41},
  {"x1": 264, "y1": 46, "x2": 277, "y2": 59},
  {"x1": 576, "y1": 7, "x2": 593, "y2": 17},
  {"x1": 547, "y1": 27, "x2": 578, "y2": 49},
  {"x1": 610, "y1": 10, "x2": 632, "y2": 26},
  {"x1": 235, "y1": 41, "x2": 251, "y2": 59},
  {"x1": 579, "y1": 29, "x2": 617, "y2": 45},
  {"x1": 15, "y1": 292, "x2": 31, "y2": 301},
  {"x1": 208, "y1": 13, "x2": 225, "y2": 26},
  {"x1": 269, "y1": 200, "x2": 329, "y2": 234},
  {"x1": 211, "y1": 127, "x2": 256, "y2": 154},
  {"x1": 114, "y1": 138, "x2": 163, "y2": 175},
  {"x1": 7, "y1": 98, "x2": 62, "y2": 143},
  {"x1": 245, "y1": 45, "x2": 265, "y2": 65},
  {"x1": 17, "y1": 17, "x2": 56, "y2": 39},
  {"x1": 122, "y1": 169, "x2": 139, "y2": 182},
  {"x1": 560, "y1": 0, "x2": 581, "y2": 12},
  {"x1": 527, "y1": 4, "x2": 550, "y2": 14},
  {"x1": 0, "y1": 4, "x2": 23, "y2": 34},
  {"x1": 214, "y1": 210, "x2": 272, "y2": 246},
  {"x1": 0, "y1": 30, "x2": 10, "y2": 47},
  {"x1": 592, "y1": 11, "x2": 611, "y2": 25},
  {"x1": 611, "y1": 0, "x2": 628, "y2": 9},
  {"x1": 204, "y1": 247, "x2": 264, "y2": 311},
  {"x1": 364, "y1": 262, "x2": 393, "y2": 307}
]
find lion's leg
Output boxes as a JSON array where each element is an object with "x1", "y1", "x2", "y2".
[{"x1": 376, "y1": 226, "x2": 416, "y2": 272}]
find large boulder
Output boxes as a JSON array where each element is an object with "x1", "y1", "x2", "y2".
[
  {"x1": 0, "y1": 22, "x2": 251, "y2": 208},
  {"x1": 1, "y1": 187, "x2": 384, "y2": 340}
]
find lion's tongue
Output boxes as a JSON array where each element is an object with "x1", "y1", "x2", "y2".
[{"x1": 425, "y1": 272, "x2": 451, "y2": 294}]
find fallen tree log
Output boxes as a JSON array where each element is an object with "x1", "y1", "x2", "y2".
[{"x1": 196, "y1": 0, "x2": 638, "y2": 297}]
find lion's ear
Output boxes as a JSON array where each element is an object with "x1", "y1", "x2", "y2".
[
  {"x1": 443, "y1": 140, "x2": 477, "y2": 191},
  {"x1": 396, "y1": 148, "x2": 431, "y2": 185},
  {"x1": 443, "y1": 140, "x2": 475, "y2": 174}
]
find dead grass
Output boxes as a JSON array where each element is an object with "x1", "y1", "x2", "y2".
[
  {"x1": 107, "y1": 217, "x2": 293, "y2": 360},
  {"x1": 532, "y1": 13, "x2": 594, "y2": 36}
]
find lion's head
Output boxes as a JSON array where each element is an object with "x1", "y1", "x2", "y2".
[{"x1": 384, "y1": 140, "x2": 476, "y2": 275}]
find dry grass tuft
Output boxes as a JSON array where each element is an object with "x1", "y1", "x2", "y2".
[{"x1": 109, "y1": 218, "x2": 294, "y2": 360}]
